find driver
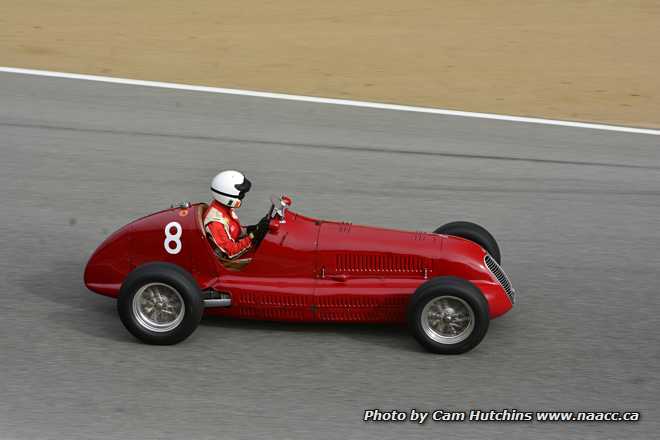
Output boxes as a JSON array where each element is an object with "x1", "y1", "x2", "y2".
[{"x1": 204, "y1": 170, "x2": 267, "y2": 259}]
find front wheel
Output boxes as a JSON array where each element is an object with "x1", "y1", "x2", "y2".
[
  {"x1": 434, "y1": 221, "x2": 501, "y2": 264},
  {"x1": 117, "y1": 262, "x2": 203, "y2": 345},
  {"x1": 408, "y1": 277, "x2": 489, "y2": 354}
]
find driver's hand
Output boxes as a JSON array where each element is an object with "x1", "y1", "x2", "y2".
[
  {"x1": 247, "y1": 215, "x2": 267, "y2": 235},
  {"x1": 249, "y1": 215, "x2": 270, "y2": 242},
  {"x1": 257, "y1": 214, "x2": 270, "y2": 230}
]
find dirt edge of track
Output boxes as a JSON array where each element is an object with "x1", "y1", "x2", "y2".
[{"x1": 1, "y1": 0, "x2": 659, "y2": 127}]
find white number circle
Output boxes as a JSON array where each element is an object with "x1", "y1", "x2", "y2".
[{"x1": 164, "y1": 221, "x2": 182, "y2": 255}]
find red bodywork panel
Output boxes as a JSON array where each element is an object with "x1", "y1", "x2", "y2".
[{"x1": 84, "y1": 202, "x2": 513, "y2": 323}]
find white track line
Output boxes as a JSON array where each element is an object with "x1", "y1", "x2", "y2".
[{"x1": 2, "y1": 66, "x2": 659, "y2": 136}]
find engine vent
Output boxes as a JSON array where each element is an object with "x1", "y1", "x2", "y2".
[
  {"x1": 336, "y1": 253, "x2": 426, "y2": 273},
  {"x1": 484, "y1": 254, "x2": 515, "y2": 303},
  {"x1": 239, "y1": 292, "x2": 308, "y2": 307}
]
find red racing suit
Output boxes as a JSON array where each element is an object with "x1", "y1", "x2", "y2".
[{"x1": 203, "y1": 200, "x2": 252, "y2": 258}]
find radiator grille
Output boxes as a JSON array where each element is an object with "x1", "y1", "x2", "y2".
[{"x1": 484, "y1": 255, "x2": 515, "y2": 303}]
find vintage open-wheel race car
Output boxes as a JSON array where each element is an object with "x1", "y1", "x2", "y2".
[{"x1": 84, "y1": 195, "x2": 515, "y2": 354}]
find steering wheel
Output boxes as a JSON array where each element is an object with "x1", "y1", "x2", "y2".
[{"x1": 251, "y1": 195, "x2": 291, "y2": 248}]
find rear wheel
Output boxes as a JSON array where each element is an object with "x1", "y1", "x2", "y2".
[
  {"x1": 434, "y1": 221, "x2": 501, "y2": 264},
  {"x1": 118, "y1": 262, "x2": 203, "y2": 345},
  {"x1": 408, "y1": 277, "x2": 489, "y2": 354}
]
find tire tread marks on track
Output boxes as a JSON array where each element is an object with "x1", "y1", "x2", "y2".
[{"x1": 3, "y1": 122, "x2": 658, "y2": 171}]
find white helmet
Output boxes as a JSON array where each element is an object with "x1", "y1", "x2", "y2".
[{"x1": 210, "y1": 170, "x2": 252, "y2": 208}]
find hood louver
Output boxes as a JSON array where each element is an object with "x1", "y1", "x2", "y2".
[{"x1": 335, "y1": 253, "x2": 427, "y2": 274}]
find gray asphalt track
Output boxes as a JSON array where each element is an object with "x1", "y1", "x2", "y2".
[{"x1": 1, "y1": 72, "x2": 659, "y2": 440}]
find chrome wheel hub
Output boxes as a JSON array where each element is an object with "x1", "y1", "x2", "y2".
[
  {"x1": 421, "y1": 296, "x2": 475, "y2": 344},
  {"x1": 132, "y1": 283, "x2": 185, "y2": 332}
]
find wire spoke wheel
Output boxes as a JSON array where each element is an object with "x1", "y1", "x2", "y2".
[{"x1": 132, "y1": 282, "x2": 185, "y2": 332}]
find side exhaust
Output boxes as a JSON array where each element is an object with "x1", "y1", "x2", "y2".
[{"x1": 202, "y1": 290, "x2": 232, "y2": 308}]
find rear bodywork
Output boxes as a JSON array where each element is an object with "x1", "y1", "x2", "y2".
[{"x1": 85, "y1": 203, "x2": 513, "y2": 323}]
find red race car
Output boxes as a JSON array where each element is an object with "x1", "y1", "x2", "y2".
[{"x1": 84, "y1": 195, "x2": 515, "y2": 354}]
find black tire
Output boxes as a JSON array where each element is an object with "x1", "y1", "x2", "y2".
[
  {"x1": 408, "y1": 277, "x2": 489, "y2": 354},
  {"x1": 117, "y1": 262, "x2": 203, "y2": 345},
  {"x1": 434, "y1": 221, "x2": 501, "y2": 264}
]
